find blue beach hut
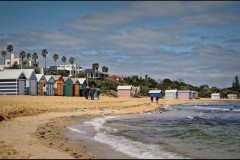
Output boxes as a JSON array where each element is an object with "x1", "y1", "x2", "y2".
[
  {"x1": 148, "y1": 90, "x2": 163, "y2": 98},
  {"x1": 44, "y1": 75, "x2": 55, "y2": 96}
]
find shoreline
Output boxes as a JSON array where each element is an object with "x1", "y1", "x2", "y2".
[{"x1": 0, "y1": 95, "x2": 239, "y2": 159}]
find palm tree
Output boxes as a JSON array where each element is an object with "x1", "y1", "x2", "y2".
[
  {"x1": 19, "y1": 50, "x2": 26, "y2": 69},
  {"x1": 92, "y1": 63, "x2": 96, "y2": 71},
  {"x1": 102, "y1": 66, "x2": 109, "y2": 78},
  {"x1": 1, "y1": 51, "x2": 7, "y2": 65},
  {"x1": 95, "y1": 63, "x2": 99, "y2": 73},
  {"x1": 61, "y1": 56, "x2": 66, "y2": 70},
  {"x1": 26, "y1": 53, "x2": 31, "y2": 68},
  {"x1": 41, "y1": 49, "x2": 48, "y2": 74},
  {"x1": 69, "y1": 57, "x2": 75, "y2": 77},
  {"x1": 7, "y1": 44, "x2": 13, "y2": 67},
  {"x1": 32, "y1": 52, "x2": 38, "y2": 68},
  {"x1": 53, "y1": 53, "x2": 59, "y2": 71}
]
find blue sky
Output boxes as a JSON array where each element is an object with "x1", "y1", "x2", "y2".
[{"x1": 0, "y1": 1, "x2": 240, "y2": 88}]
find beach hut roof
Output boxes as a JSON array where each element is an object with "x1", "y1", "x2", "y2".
[
  {"x1": 0, "y1": 70, "x2": 26, "y2": 79},
  {"x1": 71, "y1": 78, "x2": 79, "y2": 84},
  {"x1": 149, "y1": 90, "x2": 162, "y2": 94},
  {"x1": 51, "y1": 75, "x2": 62, "y2": 80},
  {"x1": 165, "y1": 90, "x2": 178, "y2": 93},
  {"x1": 117, "y1": 85, "x2": 132, "y2": 90},
  {"x1": 4, "y1": 69, "x2": 35, "y2": 79},
  {"x1": 78, "y1": 78, "x2": 86, "y2": 84},
  {"x1": 35, "y1": 74, "x2": 44, "y2": 81},
  {"x1": 178, "y1": 90, "x2": 191, "y2": 93},
  {"x1": 44, "y1": 75, "x2": 53, "y2": 81}
]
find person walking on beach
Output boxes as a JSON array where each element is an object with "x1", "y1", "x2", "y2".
[
  {"x1": 86, "y1": 86, "x2": 90, "y2": 99},
  {"x1": 150, "y1": 95, "x2": 154, "y2": 103},
  {"x1": 156, "y1": 96, "x2": 159, "y2": 104}
]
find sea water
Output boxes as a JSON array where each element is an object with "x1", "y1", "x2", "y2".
[{"x1": 67, "y1": 102, "x2": 240, "y2": 159}]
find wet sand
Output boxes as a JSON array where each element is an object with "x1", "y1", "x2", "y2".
[{"x1": 0, "y1": 95, "x2": 238, "y2": 159}]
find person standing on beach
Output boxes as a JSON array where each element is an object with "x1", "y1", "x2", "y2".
[
  {"x1": 96, "y1": 89, "x2": 100, "y2": 100},
  {"x1": 156, "y1": 96, "x2": 159, "y2": 104},
  {"x1": 90, "y1": 88, "x2": 94, "y2": 100},
  {"x1": 150, "y1": 95, "x2": 153, "y2": 103}
]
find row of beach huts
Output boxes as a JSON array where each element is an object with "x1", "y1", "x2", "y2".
[
  {"x1": 117, "y1": 86, "x2": 238, "y2": 99},
  {"x1": 0, "y1": 69, "x2": 87, "y2": 96}
]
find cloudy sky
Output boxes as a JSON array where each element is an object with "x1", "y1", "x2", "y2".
[{"x1": 0, "y1": 1, "x2": 240, "y2": 88}]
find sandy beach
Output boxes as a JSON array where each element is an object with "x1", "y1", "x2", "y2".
[{"x1": 0, "y1": 95, "x2": 239, "y2": 159}]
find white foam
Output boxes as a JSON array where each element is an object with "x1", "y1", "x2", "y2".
[
  {"x1": 193, "y1": 106, "x2": 240, "y2": 112},
  {"x1": 94, "y1": 132, "x2": 187, "y2": 159},
  {"x1": 66, "y1": 126, "x2": 86, "y2": 134}
]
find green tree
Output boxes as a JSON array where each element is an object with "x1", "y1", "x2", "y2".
[
  {"x1": 53, "y1": 53, "x2": 59, "y2": 71},
  {"x1": 41, "y1": 49, "x2": 48, "y2": 74},
  {"x1": 1, "y1": 50, "x2": 7, "y2": 64},
  {"x1": 61, "y1": 56, "x2": 67, "y2": 70},
  {"x1": 232, "y1": 76, "x2": 239, "y2": 90},
  {"x1": 19, "y1": 50, "x2": 26, "y2": 69},
  {"x1": 6, "y1": 44, "x2": 13, "y2": 67}
]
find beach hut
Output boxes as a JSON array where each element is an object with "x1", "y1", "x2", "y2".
[
  {"x1": 52, "y1": 75, "x2": 64, "y2": 96},
  {"x1": 0, "y1": 70, "x2": 27, "y2": 95},
  {"x1": 227, "y1": 94, "x2": 238, "y2": 99},
  {"x1": 5, "y1": 69, "x2": 37, "y2": 95},
  {"x1": 44, "y1": 75, "x2": 55, "y2": 96},
  {"x1": 211, "y1": 93, "x2": 220, "y2": 99},
  {"x1": 178, "y1": 90, "x2": 191, "y2": 99},
  {"x1": 165, "y1": 90, "x2": 178, "y2": 99},
  {"x1": 117, "y1": 85, "x2": 133, "y2": 98},
  {"x1": 63, "y1": 77, "x2": 73, "y2": 96},
  {"x1": 148, "y1": 90, "x2": 163, "y2": 98},
  {"x1": 71, "y1": 78, "x2": 80, "y2": 96},
  {"x1": 36, "y1": 74, "x2": 47, "y2": 96},
  {"x1": 78, "y1": 78, "x2": 87, "y2": 97},
  {"x1": 190, "y1": 91, "x2": 198, "y2": 99}
]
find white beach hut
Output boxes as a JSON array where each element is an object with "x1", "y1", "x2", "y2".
[
  {"x1": 211, "y1": 93, "x2": 220, "y2": 99},
  {"x1": 0, "y1": 70, "x2": 27, "y2": 95},
  {"x1": 165, "y1": 90, "x2": 178, "y2": 99}
]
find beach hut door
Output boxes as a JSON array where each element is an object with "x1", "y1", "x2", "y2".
[{"x1": 19, "y1": 80, "x2": 25, "y2": 95}]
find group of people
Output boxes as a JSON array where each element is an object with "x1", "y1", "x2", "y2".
[
  {"x1": 84, "y1": 86, "x2": 101, "y2": 100},
  {"x1": 150, "y1": 95, "x2": 159, "y2": 104}
]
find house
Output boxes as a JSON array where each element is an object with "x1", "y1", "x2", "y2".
[
  {"x1": 211, "y1": 93, "x2": 220, "y2": 99},
  {"x1": 190, "y1": 91, "x2": 198, "y2": 99},
  {"x1": 52, "y1": 75, "x2": 64, "y2": 96},
  {"x1": 71, "y1": 78, "x2": 80, "y2": 96},
  {"x1": 178, "y1": 90, "x2": 191, "y2": 99},
  {"x1": 109, "y1": 75, "x2": 123, "y2": 82},
  {"x1": 227, "y1": 94, "x2": 238, "y2": 99},
  {"x1": 44, "y1": 75, "x2": 55, "y2": 96},
  {"x1": 36, "y1": 74, "x2": 46, "y2": 96},
  {"x1": 84, "y1": 69, "x2": 109, "y2": 79},
  {"x1": 148, "y1": 90, "x2": 163, "y2": 98},
  {"x1": 117, "y1": 85, "x2": 133, "y2": 98},
  {"x1": 0, "y1": 70, "x2": 26, "y2": 95},
  {"x1": 165, "y1": 90, "x2": 178, "y2": 99},
  {"x1": 5, "y1": 69, "x2": 37, "y2": 95},
  {"x1": 63, "y1": 77, "x2": 73, "y2": 96},
  {"x1": 48, "y1": 64, "x2": 82, "y2": 77}
]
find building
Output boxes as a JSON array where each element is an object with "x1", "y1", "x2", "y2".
[
  {"x1": 52, "y1": 75, "x2": 64, "y2": 96},
  {"x1": 63, "y1": 77, "x2": 73, "y2": 96},
  {"x1": 4, "y1": 69, "x2": 37, "y2": 95},
  {"x1": 48, "y1": 64, "x2": 82, "y2": 77},
  {"x1": 0, "y1": 70, "x2": 26, "y2": 95},
  {"x1": 148, "y1": 90, "x2": 163, "y2": 98},
  {"x1": 84, "y1": 69, "x2": 109, "y2": 79},
  {"x1": 117, "y1": 85, "x2": 133, "y2": 98},
  {"x1": 227, "y1": 94, "x2": 238, "y2": 99},
  {"x1": 36, "y1": 74, "x2": 46, "y2": 96},
  {"x1": 71, "y1": 78, "x2": 80, "y2": 96},
  {"x1": 44, "y1": 75, "x2": 55, "y2": 96},
  {"x1": 165, "y1": 90, "x2": 178, "y2": 99},
  {"x1": 178, "y1": 90, "x2": 191, "y2": 99},
  {"x1": 211, "y1": 93, "x2": 220, "y2": 99}
]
